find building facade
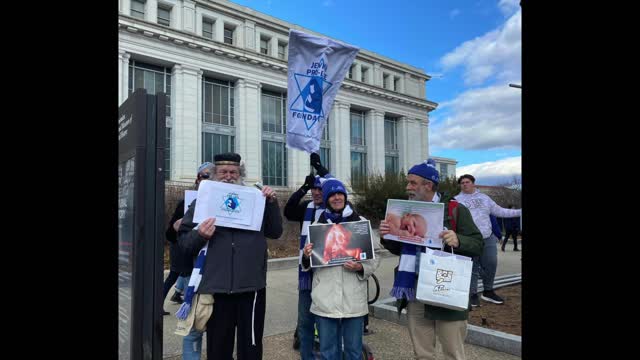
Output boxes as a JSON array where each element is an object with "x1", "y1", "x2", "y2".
[
  {"x1": 431, "y1": 156, "x2": 458, "y2": 181},
  {"x1": 118, "y1": 0, "x2": 438, "y2": 187}
]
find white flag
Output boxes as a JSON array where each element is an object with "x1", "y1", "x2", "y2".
[{"x1": 286, "y1": 29, "x2": 359, "y2": 153}]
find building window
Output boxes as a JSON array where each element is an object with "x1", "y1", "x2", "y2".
[
  {"x1": 278, "y1": 42, "x2": 286, "y2": 59},
  {"x1": 260, "y1": 37, "x2": 269, "y2": 55},
  {"x1": 224, "y1": 25, "x2": 234, "y2": 45},
  {"x1": 394, "y1": 77, "x2": 400, "y2": 92},
  {"x1": 203, "y1": 18, "x2": 214, "y2": 39},
  {"x1": 157, "y1": 6, "x2": 171, "y2": 26},
  {"x1": 348, "y1": 65, "x2": 354, "y2": 79},
  {"x1": 313, "y1": 118, "x2": 330, "y2": 173},
  {"x1": 203, "y1": 78, "x2": 234, "y2": 126},
  {"x1": 262, "y1": 90, "x2": 288, "y2": 186},
  {"x1": 350, "y1": 110, "x2": 367, "y2": 185},
  {"x1": 131, "y1": 0, "x2": 145, "y2": 19},
  {"x1": 261, "y1": 90, "x2": 286, "y2": 133},
  {"x1": 384, "y1": 116, "x2": 399, "y2": 174},
  {"x1": 350, "y1": 111, "x2": 365, "y2": 146},
  {"x1": 361, "y1": 67, "x2": 367, "y2": 83},
  {"x1": 202, "y1": 133, "x2": 235, "y2": 163},
  {"x1": 128, "y1": 60, "x2": 172, "y2": 178},
  {"x1": 440, "y1": 163, "x2": 449, "y2": 180},
  {"x1": 202, "y1": 78, "x2": 235, "y2": 164}
]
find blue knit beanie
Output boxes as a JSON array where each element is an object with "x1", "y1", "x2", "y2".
[
  {"x1": 322, "y1": 178, "x2": 348, "y2": 205},
  {"x1": 408, "y1": 158, "x2": 440, "y2": 184},
  {"x1": 313, "y1": 175, "x2": 322, "y2": 189}
]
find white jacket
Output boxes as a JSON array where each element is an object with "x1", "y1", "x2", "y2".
[
  {"x1": 304, "y1": 255, "x2": 380, "y2": 318},
  {"x1": 455, "y1": 189, "x2": 522, "y2": 239}
]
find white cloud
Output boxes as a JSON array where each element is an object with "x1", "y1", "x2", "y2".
[
  {"x1": 457, "y1": 156, "x2": 521, "y2": 185},
  {"x1": 430, "y1": 84, "x2": 520, "y2": 150},
  {"x1": 450, "y1": 9, "x2": 461, "y2": 19},
  {"x1": 498, "y1": 0, "x2": 520, "y2": 17},
  {"x1": 439, "y1": 9, "x2": 520, "y2": 86}
]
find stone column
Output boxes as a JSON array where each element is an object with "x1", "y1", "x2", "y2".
[
  {"x1": 215, "y1": 18, "x2": 224, "y2": 43},
  {"x1": 398, "y1": 116, "x2": 411, "y2": 172},
  {"x1": 333, "y1": 101, "x2": 351, "y2": 181},
  {"x1": 373, "y1": 63, "x2": 383, "y2": 87},
  {"x1": 121, "y1": 0, "x2": 130, "y2": 14},
  {"x1": 244, "y1": 20, "x2": 256, "y2": 51},
  {"x1": 118, "y1": 50, "x2": 131, "y2": 105},
  {"x1": 354, "y1": 62, "x2": 362, "y2": 82},
  {"x1": 420, "y1": 116, "x2": 429, "y2": 161},
  {"x1": 181, "y1": 0, "x2": 196, "y2": 33},
  {"x1": 146, "y1": 0, "x2": 158, "y2": 22},
  {"x1": 397, "y1": 75, "x2": 405, "y2": 93},
  {"x1": 366, "y1": 109, "x2": 385, "y2": 175},
  {"x1": 172, "y1": 64, "x2": 201, "y2": 181},
  {"x1": 234, "y1": 79, "x2": 262, "y2": 183}
]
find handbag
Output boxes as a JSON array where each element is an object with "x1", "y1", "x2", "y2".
[
  {"x1": 174, "y1": 293, "x2": 215, "y2": 336},
  {"x1": 415, "y1": 247, "x2": 472, "y2": 311}
]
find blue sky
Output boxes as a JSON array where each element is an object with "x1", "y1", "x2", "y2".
[{"x1": 229, "y1": 0, "x2": 521, "y2": 185}]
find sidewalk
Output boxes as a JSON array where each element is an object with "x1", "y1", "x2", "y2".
[{"x1": 162, "y1": 243, "x2": 523, "y2": 358}]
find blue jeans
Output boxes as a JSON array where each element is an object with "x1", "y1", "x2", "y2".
[
  {"x1": 176, "y1": 275, "x2": 188, "y2": 293},
  {"x1": 316, "y1": 315, "x2": 363, "y2": 360},
  {"x1": 471, "y1": 234, "x2": 498, "y2": 295},
  {"x1": 182, "y1": 328, "x2": 203, "y2": 360},
  {"x1": 297, "y1": 290, "x2": 316, "y2": 360}
]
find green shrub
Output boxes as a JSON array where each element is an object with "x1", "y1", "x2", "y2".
[{"x1": 351, "y1": 171, "x2": 408, "y2": 228}]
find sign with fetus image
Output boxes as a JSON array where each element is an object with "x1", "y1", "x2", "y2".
[
  {"x1": 383, "y1": 199, "x2": 444, "y2": 248},
  {"x1": 307, "y1": 220, "x2": 375, "y2": 268}
]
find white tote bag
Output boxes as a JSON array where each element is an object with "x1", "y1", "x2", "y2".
[{"x1": 416, "y1": 248, "x2": 473, "y2": 311}]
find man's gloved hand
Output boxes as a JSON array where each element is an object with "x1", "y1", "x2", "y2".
[
  {"x1": 310, "y1": 153, "x2": 329, "y2": 177},
  {"x1": 301, "y1": 174, "x2": 315, "y2": 192}
]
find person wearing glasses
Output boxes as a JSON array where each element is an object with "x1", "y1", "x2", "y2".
[
  {"x1": 178, "y1": 152, "x2": 283, "y2": 360},
  {"x1": 455, "y1": 174, "x2": 522, "y2": 307}
]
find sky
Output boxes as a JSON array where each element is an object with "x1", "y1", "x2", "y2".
[{"x1": 228, "y1": 0, "x2": 522, "y2": 185}]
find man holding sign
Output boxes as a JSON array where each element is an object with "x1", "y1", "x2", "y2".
[
  {"x1": 178, "y1": 153, "x2": 282, "y2": 360},
  {"x1": 379, "y1": 159, "x2": 482, "y2": 360}
]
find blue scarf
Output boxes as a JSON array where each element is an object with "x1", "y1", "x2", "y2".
[
  {"x1": 175, "y1": 242, "x2": 208, "y2": 320},
  {"x1": 298, "y1": 201, "x2": 324, "y2": 290}
]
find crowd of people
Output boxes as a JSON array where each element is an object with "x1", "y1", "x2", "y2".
[{"x1": 163, "y1": 151, "x2": 521, "y2": 360}]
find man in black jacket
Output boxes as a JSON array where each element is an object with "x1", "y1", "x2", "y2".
[{"x1": 178, "y1": 152, "x2": 283, "y2": 360}]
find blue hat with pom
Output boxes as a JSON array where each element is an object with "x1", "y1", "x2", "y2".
[
  {"x1": 321, "y1": 178, "x2": 348, "y2": 205},
  {"x1": 408, "y1": 158, "x2": 440, "y2": 184}
]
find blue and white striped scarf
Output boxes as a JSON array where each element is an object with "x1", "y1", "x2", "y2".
[
  {"x1": 299, "y1": 201, "x2": 324, "y2": 290},
  {"x1": 176, "y1": 242, "x2": 208, "y2": 320}
]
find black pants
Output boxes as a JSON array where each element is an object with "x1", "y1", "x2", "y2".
[
  {"x1": 206, "y1": 288, "x2": 266, "y2": 360},
  {"x1": 502, "y1": 229, "x2": 519, "y2": 250}
]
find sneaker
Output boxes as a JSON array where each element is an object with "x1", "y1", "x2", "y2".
[
  {"x1": 513, "y1": 249, "x2": 520, "y2": 252},
  {"x1": 170, "y1": 291, "x2": 184, "y2": 304},
  {"x1": 481, "y1": 290, "x2": 504, "y2": 304},
  {"x1": 162, "y1": 309, "x2": 170, "y2": 316},
  {"x1": 469, "y1": 294, "x2": 480, "y2": 307}
]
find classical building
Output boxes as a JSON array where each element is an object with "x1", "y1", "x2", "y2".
[
  {"x1": 118, "y1": 0, "x2": 438, "y2": 187},
  {"x1": 431, "y1": 156, "x2": 458, "y2": 181}
]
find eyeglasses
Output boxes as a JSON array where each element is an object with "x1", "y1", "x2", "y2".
[{"x1": 199, "y1": 173, "x2": 211, "y2": 179}]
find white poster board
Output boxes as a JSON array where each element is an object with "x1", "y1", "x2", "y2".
[
  {"x1": 192, "y1": 180, "x2": 266, "y2": 231},
  {"x1": 383, "y1": 199, "x2": 444, "y2": 248},
  {"x1": 184, "y1": 190, "x2": 197, "y2": 215}
]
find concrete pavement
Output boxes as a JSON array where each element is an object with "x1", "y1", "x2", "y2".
[{"x1": 161, "y1": 241, "x2": 523, "y2": 358}]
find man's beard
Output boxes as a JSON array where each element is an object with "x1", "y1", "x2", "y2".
[{"x1": 217, "y1": 178, "x2": 242, "y2": 185}]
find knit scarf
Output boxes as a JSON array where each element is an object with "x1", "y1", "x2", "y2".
[
  {"x1": 323, "y1": 204, "x2": 353, "y2": 224},
  {"x1": 298, "y1": 201, "x2": 324, "y2": 290},
  {"x1": 390, "y1": 193, "x2": 440, "y2": 301},
  {"x1": 175, "y1": 242, "x2": 208, "y2": 320}
]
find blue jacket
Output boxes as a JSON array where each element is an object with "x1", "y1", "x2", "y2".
[{"x1": 490, "y1": 214, "x2": 502, "y2": 239}]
